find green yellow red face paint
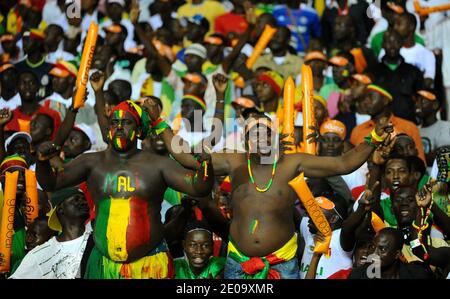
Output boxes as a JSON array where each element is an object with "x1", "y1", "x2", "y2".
[{"x1": 109, "y1": 109, "x2": 137, "y2": 151}]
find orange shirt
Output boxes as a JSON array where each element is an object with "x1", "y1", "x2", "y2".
[{"x1": 350, "y1": 115, "x2": 426, "y2": 163}]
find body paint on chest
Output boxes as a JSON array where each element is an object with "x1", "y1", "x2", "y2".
[
  {"x1": 249, "y1": 219, "x2": 259, "y2": 235},
  {"x1": 103, "y1": 172, "x2": 140, "y2": 194}
]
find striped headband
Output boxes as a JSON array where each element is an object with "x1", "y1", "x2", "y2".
[
  {"x1": 0, "y1": 154, "x2": 28, "y2": 174},
  {"x1": 182, "y1": 94, "x2": 206, "y2": 111},
  {"x1": 367, "y1": 84, "x2": 393, "y2": 101},
  {"x1": 257, "y1": 71, "x2": 284, "y2": 96},
  {"x1": 110, "y1": 100, "x2": 150, "y2": 139}
]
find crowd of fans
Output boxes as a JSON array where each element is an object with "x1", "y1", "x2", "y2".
[{"x1": 0, "y1": 0, "x2": 449, "y2": 279}]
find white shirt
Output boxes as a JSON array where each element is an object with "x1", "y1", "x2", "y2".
[
  {"x1": 0, "y1": 93, "x2": 21, "y2": 110},
  {"x1": 46, "y1": 45, "x2": 76, "y2": 65},
  {"x1": 299, "y1": 217, "x2": 353, "y2": 279},
  {"x1": 341, "y1": 162, "x2": 368, "y2": 192},
  {"x1": 420, "y1": 120, "x2": 450, "y2": 154},
  {"x1": 10, "y1": 226, "x2": 92, "y2": 279},
  {"x1": 379, "y1": 44, "x2": 436, "y2": 79}
]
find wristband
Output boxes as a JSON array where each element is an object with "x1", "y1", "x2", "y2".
[{"x1": 371, "y1": 129, "x2": 384, "y2": 142}]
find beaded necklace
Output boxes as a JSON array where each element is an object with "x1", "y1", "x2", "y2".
[{"x1": 247, "y1": 154, "x2": 278, "y2": 192}]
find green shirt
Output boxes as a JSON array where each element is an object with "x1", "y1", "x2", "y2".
[
  {"x1": 371, "y1": 31, "x2": 425, "y2": 57},
  {"x1": 319, "y1": 83, "x2": 341, "y2": 101},
  {"x1": 174, "y1": 257, "x2": 226, "y2": 279}
]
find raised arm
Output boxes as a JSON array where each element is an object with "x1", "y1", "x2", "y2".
[
  {"x1": 295, "y1": 118, "x2": 393, "y2": 178},
  {"x1": 142, "y1": 97, "x2": 233, "y2": 175},
  {"x1": 160, "y1": 154, "x2": 214, "y2": 197},
  {"x1": 90, "y1": 71, "x2": 109, "y2": 143},
  {"x1": 130, "y1": 1, "x2": 172, "y2": 77},
  {"x1": 35, "y1": 142, "x2": 93, "y2": 191},
  {"x1": 196, "y1": 73, "x2": 227, "y2": 151},
  {"x1": 53, "y1": 97, "x2": 79, "y2": 146},
  {"x1": 341, "y1": 182, "x2": 380, "y2": 252}
]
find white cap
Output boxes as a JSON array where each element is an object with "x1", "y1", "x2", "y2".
[
  {"x1": 107, "y1": 0, "x2": 125, "y2": 7},
  {"x1": 184, "y1": 43, "x2": 207, "y2": 60},
  {"x1": 5, "y1": 132, "x2": 32, "y2": 151},
  {"x1": 74, "y1": 123, "x2": 97, "y2": 147},
  {"x1": 241, "y1": 43, "x2": 254, "y2": 58}
]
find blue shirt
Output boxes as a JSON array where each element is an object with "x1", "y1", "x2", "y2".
[{"x1": 272, "y1": 4, "x2": 321, "y2": 54}]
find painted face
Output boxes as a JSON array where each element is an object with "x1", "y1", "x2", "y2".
[
  {"x1": 25, "y1": 219, "x2": 54, "y2": 252},
  {"x1": 319, "y1": 132, "x2": 344, "y2": 157},
  {"x1": 183, "y1": 230, "x2": 213, "y2": 271},
  {"x1": 384, "y1": 159, "x2": 412, "y2": 190},
  {"x1": 108, "y1": 110, "x2": 139, "y2": 152},
  {"x1": 392, "y1": 187, "x2": 417, "y2": 226}
]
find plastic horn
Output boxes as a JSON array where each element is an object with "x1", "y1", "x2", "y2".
[
  {"x1": 246, "y1": 25, "x2": 277, "y2": 69},
  {"x1": 24, "y1": 170, "x2": 39, "y2": 225},
  {"x1": 414, "y1": 0, "x2": 450, "y2": 16},
  {"x1": 282, "y1": 76, "x2": 296, "y2": 154},
  {"x1": 0, "y1": 171, "x2": 19, "y2": 273},
  {"x1": 289, "y1": 173, "x2": 331, "y2": 254},
  {"x1": 73, "y1": 22, "x2": 99, "y2": 109},
  {"x1": 301, "y1": 64, "x2": 316, "y2": 155}
]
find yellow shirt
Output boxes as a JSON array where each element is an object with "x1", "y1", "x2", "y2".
[{"x1": 177, "y1": 0, "x2": 226, "y2": 35}]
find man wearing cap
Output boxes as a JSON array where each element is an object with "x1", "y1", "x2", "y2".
[
  {"x1": 176, "y1": 73, "x2": 227, "y2": 151},
  {"x1": 319, "y1": 119, "x2": 368, "y2": 192},
  {"x1": 369, "y1": 1, "x2": 426, "y2": 58},
  {"x1": 10, "y1": 187, "x2": 92, "y2": 279},
  {"x1": 253, "y1": 26, "x2": 304, "y2": 82},
  {"x1": 0, "y1": 64, "x2": 20, "y2": 110},
  {"x1": 185, "y1": 14, "x2": 210, "y2": 46},
  {"x1": 319, "y1": 54, "x2": 355, "y2": 116},
  {"x1": 36, "y1": 100, "x2": 214, "y2": 279},
  {"x1": 300, "y1": 193, "x2": 368, "y2": 279},
  {"x1": 304, "y1": 51, "x2": 328, "y2": 92},
  {"x1": 254, "y1": 70, "x2": 285, "y2": 117},
  {"x1": 149, "y1": 105, "x2": 394, "y2": 278},
  {"x1": 415, "y1": 90, "x2": 450, "y2": 167},
  {"x1": 177, "y1": 0, "x2": 226, "y2": 35},
  {"x1": 100, "y1": 0, "x2": 137, "y2": 52},
  {"x1": 42, "y1": 60, "x2": 78, "y2": 119},
  {"x1": 0, "y1": 33, "x2": 20, "y2": 64},
  {"x1": 15, "y1": 29, "x2": 53, "y2": 98},
  {"x1": 351, "y1": 84, "x2": 426, "y2": 163}
]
